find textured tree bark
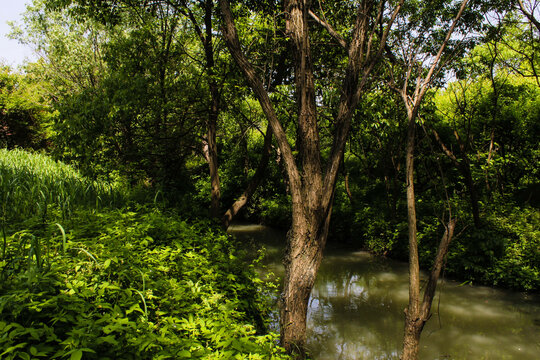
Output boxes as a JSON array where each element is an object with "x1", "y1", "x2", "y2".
[
  {"x1": 280, "y1": 207, "x2": 331, "y2": 356},
  {"x1": 219, "y1": 0, "x2": 402, "y2": 356},
  {"x1": 402, "y1": 317, "x2": 424, "y2": 360}
]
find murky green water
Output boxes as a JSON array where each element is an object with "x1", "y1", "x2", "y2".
[{"x1": 229, "y1": 224, "x2": 540, "y2": 360}]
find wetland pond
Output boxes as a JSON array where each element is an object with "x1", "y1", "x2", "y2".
[{"x1": 229, "y1": 224, "x2": 540, "y2": 360}]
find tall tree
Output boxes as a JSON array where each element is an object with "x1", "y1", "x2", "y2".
[
  {"x1": 385, "y1": 0, "x2": 474, "y2": 357},
  {"x1": 166, "y1": 0, "x2": 223, "y2": 218},
  {"x1": 218, "y1": 0, "x2": 403, "y2": 356}
]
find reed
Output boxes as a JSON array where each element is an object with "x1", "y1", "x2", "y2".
[{"x1": 0, "y1": 148, "x2": 126, "y2": 224}]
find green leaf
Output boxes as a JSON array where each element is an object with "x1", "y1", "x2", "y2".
[
  {"x1": 1, "y1": 343, "x2": 27, "y2": 356},
  {"x1": 177, "y1": 350, "x2": 191, "y2": 358},
  {"x1": 70, "y1": 349, "x2": 83, "y2": 360},
  {"x1": 30, "y1": 346, "x2": 38, "y2": 356}
]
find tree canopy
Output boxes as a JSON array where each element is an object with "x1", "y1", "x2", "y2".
[{"x1": 3, "y1": 0, "x2": 539, "y2": 359}]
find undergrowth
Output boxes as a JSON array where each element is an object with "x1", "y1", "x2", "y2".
[
  {"x1": 0, "y1": 149, "x2": 288, "y2": 359},
  {"x1": 0, "y1": 208, "x2": 288, "y2": 359}
]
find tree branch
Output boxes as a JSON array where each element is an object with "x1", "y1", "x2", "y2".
[
  {"x1": 308, "y1": 9, "x2": 348, "y2": 49},
  {"x1": 222, "y1": 124, "x2": 273, "y2": 229},
  {"x1": 218, "y1": 0, "x2": 301, "y2": 192},
  {"x1": 517, "y1": 0, "x2": 540, "y2": 34}
]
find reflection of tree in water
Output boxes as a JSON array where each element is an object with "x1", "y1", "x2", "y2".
[
  {"x1": 230, "y1": 225, "x2": 540, "y2": 359},
  {"x1": 307, "y1": 254, "x2": 406, "y2": 359}
]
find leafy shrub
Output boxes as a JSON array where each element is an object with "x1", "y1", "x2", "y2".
[
  {"x1": 0, "y1": 208, "x2": 288, "y2": 359},
  {"x1": 485, "y1": 206, "x2": 540, "y2": 290},
  {"x1": 418, "y1": 200, "x2": 540, "y2": 292},
  {"x1": 257, "y1": 195, "x2": 292, "y2": 229}
]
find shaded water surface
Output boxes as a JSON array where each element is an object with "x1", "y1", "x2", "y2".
[{"x1": 229, "y1": 224, "x2": 540, "y2": 360}]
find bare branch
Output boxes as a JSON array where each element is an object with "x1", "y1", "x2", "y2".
[
  {"x1": 517, "y1": 0, "x2": 540, "y2": 34},
  {"x1": 308, "y1": 9, "x2": 348, "y2": 49}
]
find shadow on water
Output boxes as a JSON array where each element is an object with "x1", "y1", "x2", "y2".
[{"x1": 228, "y1": 224, "x2": 540, "y2": 360}]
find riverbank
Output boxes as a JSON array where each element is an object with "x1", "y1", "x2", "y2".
[{"x1": 0, "y1": 150, "x2": 288, "y2": 360}]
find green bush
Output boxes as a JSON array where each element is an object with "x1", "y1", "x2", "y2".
[
  {"x1": 257, "y1": 195, "x2": 292, "y2": 229},
  {"x1": 485, "y1": 205, "x2": 540, "y2": 290},
  {"x1": 0, "y1": 208, "x2": 288, "y2": 359},
  {"x1": 418, "y1": 200, "x2": 540, "y2": 292}
]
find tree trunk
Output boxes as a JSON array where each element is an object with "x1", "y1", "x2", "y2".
[
  {"x1": 401, "y1": 218, "x2": 456, "y2": 359},
  {"x1": 222, "y1": 125, "x2": 273, "y2": 229},
  {"x1": 402, "y1": 318, "x2": 424, "y2": 360},
  {"x1": 218, "y1": 0, "x2": 403, "y2": 356},
  {"x1": 402, "y1": 110, "x2": 422, "y2": 360},
  {"x1": 280, "y1": 202, "x2": 332, "y2": 357},
  {"x1": 396, "y1": 1, "x2": 468, "y2": 358},
  {"x1": 177, "y1": 0, "x2": 223, "y2": 219},
  {"x1": 204, "y1": 0, "x2": 221, "y2": 219},
  {"x1": 207, "y1": 103, "x2": 221, "y2": 218},
  {"x1": 344, "y1": 172, "x2": 354, "y2": 204}
]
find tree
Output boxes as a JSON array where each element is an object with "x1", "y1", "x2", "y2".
[
  {"x1": 20, "y1": 1, "x2": 217, "y2": 185},
  {"x1": 165, "y1": 0, "x2": 224, "y2": 218},
  {"x1": 218, "y1": 0, "x2": 403, "y2": 356},
  {"x1": 0, "y1": 66, "x2": 50, "y2": 149},
  {"x1": 384, "y1": 0, "x2": 478, "y2": 357}
]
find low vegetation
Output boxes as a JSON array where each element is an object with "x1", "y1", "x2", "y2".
[
  {"x1": 0, "y1": 148, "x2": 125, "y2": 224},
  {"x1": 0, "y1": 150, "x2": 288, "y2": 360}
]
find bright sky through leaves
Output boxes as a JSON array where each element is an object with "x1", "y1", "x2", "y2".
[{"x1": 0, "y1": 0, "x2": 36, "y2": 67}]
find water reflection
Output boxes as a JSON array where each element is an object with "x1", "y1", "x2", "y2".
[{"x1": 229, "y1": 224, "x2": 540, "y2": 360}]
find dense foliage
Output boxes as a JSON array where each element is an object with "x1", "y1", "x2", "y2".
[
  {"x1": 1, "y1": 0, "x2": 539, "y2": 358},
  {"x1": 0, "y1": 150, "x2": 288, "y2": 360},
  {"x1": 0, "y1": 66, "x2": 49, "y2": 149}
]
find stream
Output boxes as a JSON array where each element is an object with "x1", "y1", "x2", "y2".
[{"x1": 229, "y1": 224, "x2": 540, "y2": 360}]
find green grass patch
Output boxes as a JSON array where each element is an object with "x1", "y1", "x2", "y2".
[{"x1": 0, "y1": 148, "x2": 126, "y2": 225}]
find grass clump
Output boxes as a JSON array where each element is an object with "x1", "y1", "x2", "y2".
[{"x1": 0, "y1": 148, "x2": 126, "y2": 224}]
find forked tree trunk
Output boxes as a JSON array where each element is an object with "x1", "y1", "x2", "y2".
[
  {"x1": 218, "y1": 0, "x2": 403, "y2": 356},
  {"x1": 395, "y1": 1, "x2": 468, "y2": 358},
  {"x1": 401, "y1": 218, "x2": 457, "y2": 359}
]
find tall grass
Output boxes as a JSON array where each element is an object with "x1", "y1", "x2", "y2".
[{"x1": 0, "y1": 148, "x2": 126, "y2": 224}]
